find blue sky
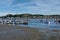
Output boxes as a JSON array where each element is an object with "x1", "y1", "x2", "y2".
[{"x1": 0, "y1": 0, "x2": 60, "y2": 16}]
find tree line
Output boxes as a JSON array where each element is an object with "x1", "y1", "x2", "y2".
[{"x1": 0, "y1": 14, "x2": 60, "y2": 19}]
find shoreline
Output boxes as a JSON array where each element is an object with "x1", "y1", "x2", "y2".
[
  {"x1": 0, "y1": 24, "x2": 60, "y2": 31},
  {"x1": 0, "y1": 24, "x2": 39, "y2": 40},
  {"x1": 0, "y1": 24, "x2": 60, "y2": 40}
]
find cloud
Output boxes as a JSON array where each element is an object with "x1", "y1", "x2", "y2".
[
  {"x1": 0, "y1": 0, "x2": 60, "y2": 15},
  {"x1": 28, "y1": 0, "x2": 60, "y2": 14}
]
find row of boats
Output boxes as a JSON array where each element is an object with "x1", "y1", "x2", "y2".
[
  {"x1": 0, "y1": 19, "x2": 28, "y2": 25},
  {"x1": 40, "y1": 19, "x2": 60, "y2": 24},
  {"x1": 0, "y1": 19, "x2": 60, "y2": 25}
]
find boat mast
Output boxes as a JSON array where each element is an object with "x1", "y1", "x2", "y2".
[{"x1": 55, "y1": 15, "x2": 57, "y2": 24}]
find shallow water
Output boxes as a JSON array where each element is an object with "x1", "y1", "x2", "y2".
[{"x1": 19, "y1": 19, "x2": 60, "y2": 30}]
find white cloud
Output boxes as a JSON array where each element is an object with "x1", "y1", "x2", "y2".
[
  {"x1": 5, "y1": 0, "x2": 60, "y2": 14},
  {"x1": 0, "y1": 0, "x2": 60, "y2": 15}
]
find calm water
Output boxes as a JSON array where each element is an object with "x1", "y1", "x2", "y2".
[{"x1": 18, "y1": 19, "x2": 60, "y2": 30}]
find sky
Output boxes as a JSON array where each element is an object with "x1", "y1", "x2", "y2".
[{"x1": 0, "y1": 0, "x2": 60, "y2": 16}]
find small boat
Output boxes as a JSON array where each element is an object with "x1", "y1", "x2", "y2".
[
  {"x1": 40, "y1": 20, "x2": 43, "y2": 22},
  {"x1": 44, "y1": 16, "x2": 50, "y2": 24},
  {"x1": 57, "y1": 20, "x2": 60, "y2": 23},
  {"x1": 44, "y1": 20, "x2": 50, "y2": 24},
  {"x1": 55, "y1": 19, "x2": 60, "y2": 24},
  {"x1": 20, "y1": 21, "x2": 28, "y2": 25},
  {"x1": 23, "y1": 22, "x2": 28, "y2": 25},
  {"x1": 44, "y1": 21, "x2": 50, "y2": 24}
]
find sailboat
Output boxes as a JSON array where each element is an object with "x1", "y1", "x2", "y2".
[
  {"x1": 44, "y1": 16, "x2": 50, "y2": 24},
  {"x1": 54, "y1": 16, "x2": 60, "y2": 24},
  {"x1": 44, "y1": 20, "x2": 50, "y2": 24},
  {"x1": 55, "y1": 19, "x2": 60, "y2": 23},
  {"x1": 58, "y1": 20, "x2": 60, "y2": 23}
]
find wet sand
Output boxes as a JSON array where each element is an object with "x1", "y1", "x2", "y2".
[
  {"x1": 0, "y1": 24, "x2": 39, "y2": 40},
  {"x1": 0, "y1": 24, "x2": 60, "y2": 40}
]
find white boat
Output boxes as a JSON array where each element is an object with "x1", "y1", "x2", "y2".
[{"x1": 44, "y1": 20, "x2": 50, "y2": 24}]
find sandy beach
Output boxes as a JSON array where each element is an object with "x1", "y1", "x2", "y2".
[
  {"x1": 0, "y1": 24, "x2": 60, "y2": 40},
  {"x1": 0, "y1": 24, "x2": 39, "y2": 40}
]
